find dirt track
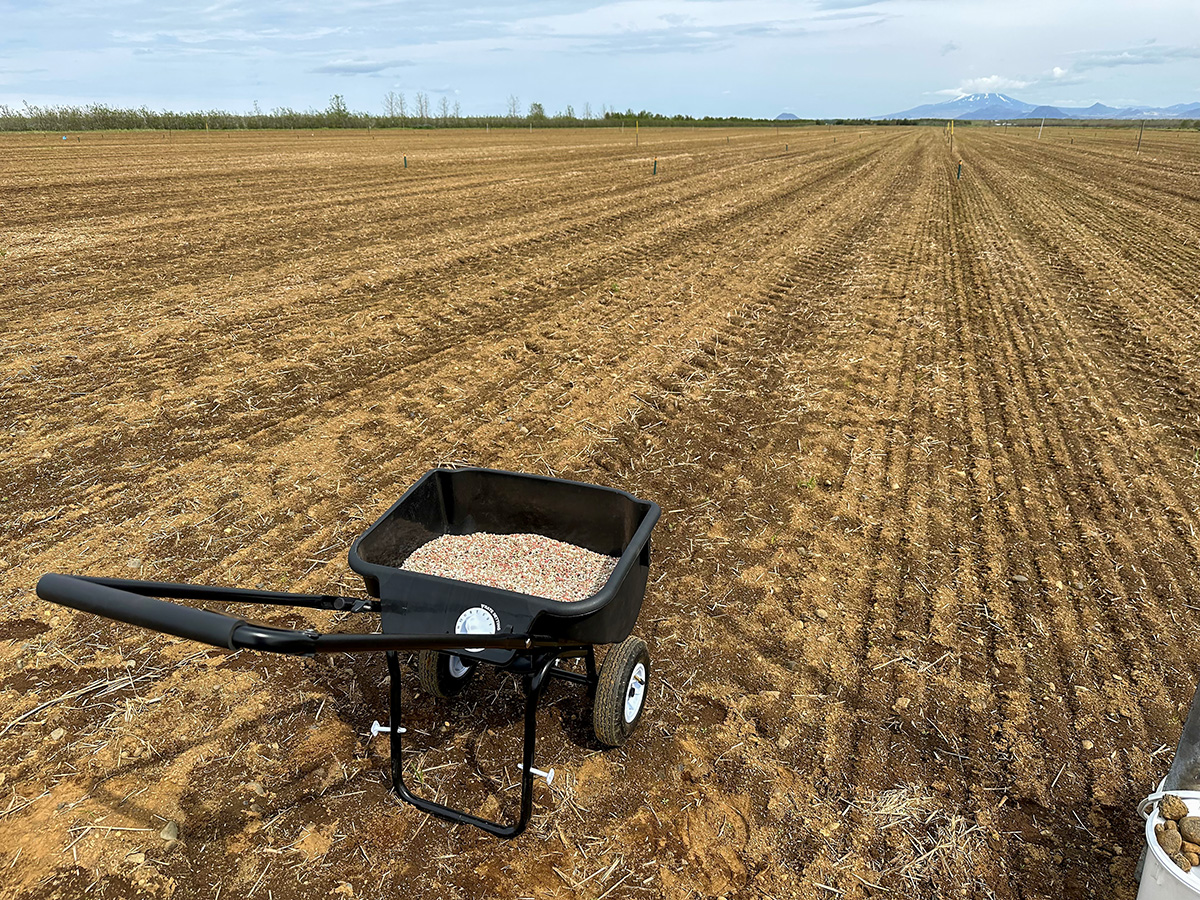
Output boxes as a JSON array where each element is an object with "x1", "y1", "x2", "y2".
[{"x1": 3, "y1": 124, "x2": 1200, "y2": 899}]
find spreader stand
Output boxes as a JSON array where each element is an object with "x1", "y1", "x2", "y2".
[{"x1": 384, "y1": 646, "x2": 598, "y2": 838}]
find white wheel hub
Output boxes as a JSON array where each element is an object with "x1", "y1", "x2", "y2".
[
  {"x1": 624, "y1": 662, "x2": 647, "y2": 723},
  {"x1": 447, "y1": 655, "x2": 470, "y2": 680}
]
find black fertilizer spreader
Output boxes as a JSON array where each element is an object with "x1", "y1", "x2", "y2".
[{"x1": 37, "y1": 467, "x2": 661, "y2": 838}]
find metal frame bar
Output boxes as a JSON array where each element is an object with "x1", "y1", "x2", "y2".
[{"x1": 384, "y1": 646, "x2": 597, "y2": 839}]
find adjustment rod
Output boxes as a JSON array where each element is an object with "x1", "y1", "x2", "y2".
[{"x1": 519, "y1": 763, "x2": 555, "y2": 785}]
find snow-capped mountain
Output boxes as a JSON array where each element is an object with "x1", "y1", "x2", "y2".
[
  {"x1": 877, "y1": 93, "x2": 1200, "y2": 120},
  {"x1": 879, "y1": 93, "x2": 1033, "y2": 120}
]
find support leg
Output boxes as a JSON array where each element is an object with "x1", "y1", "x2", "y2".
[{"x1": 384, "y1": 651, "x2": 555, "y2": 839}]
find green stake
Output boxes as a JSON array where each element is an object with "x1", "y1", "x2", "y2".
[
  {"x1": 653, "y1": 158, "x2": 657, "y2": 175},
  {"x1": 404, "y1": 155, "x2": 407, "y2": 168},
  {"x1": 957, "y1": 162, "x2": 962, "y2": 180}
]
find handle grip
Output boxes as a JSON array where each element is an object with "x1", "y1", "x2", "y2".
[{"x1": 38, "y1": 573, "x2": 252, "y2": 650}]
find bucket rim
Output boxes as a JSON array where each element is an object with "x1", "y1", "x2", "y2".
[
  {"x1": 1140, "y1": 785, "x2": 1200, "y2": 821},
  {"x1": 1141, "y1": 790, "x2": 1200, "y2": 894}
]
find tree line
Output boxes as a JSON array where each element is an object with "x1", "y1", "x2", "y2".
[
  {"x1": 0, "y1": 94, "x2": 832, "y2": 132},
  {"x1": 0, "y1": 93, "x2": 964, "y2": 132}
]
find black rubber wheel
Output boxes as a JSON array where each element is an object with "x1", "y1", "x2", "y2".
[
  {"x1": 593, "y1": 636, "x2": 650, "y2": 747},
  {"x1": 416, "y1": 650, "x2": 476, "y2": 699}
]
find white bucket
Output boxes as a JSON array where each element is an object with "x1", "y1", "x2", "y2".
[{"x1": 1137, "y1": 788, "x2": 1200, "y2": 899}]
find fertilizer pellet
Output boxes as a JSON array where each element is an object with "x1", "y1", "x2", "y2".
[{"x1": 400, "y1": 532, "x2": 618, "y2": 602}]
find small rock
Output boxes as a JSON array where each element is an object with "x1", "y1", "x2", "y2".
[
  {"x1": 1011, "y1": 575, "x2": 1028, "y2": 583},
  {"x1": 126, "y1": 558, "x2": 141, "y2": 570},
  {"x1": 49, "y1": 727, "x2": 65, "y2": 741},
  {"x1": 1157, "y1": 821, "x2": 1183, "y2": 855},
  {"x1": 816, "y1": 609, "x2": 828, "y2": 620},
  {"x1": 1172, "y1": 851, "x2": 1193, "y2": 873},
  {"x1": 1081, "y1": 740, "x2": 1094, "y2": 751},
  {"x1": 1183, "y1": 841, "x2": 1200, "y2": 855},
  {"x1": 893, "y1": 697, "x2": 912, "y2": 712},
  {"x1": 1163, "y1": 794, "x2": 1190, "y2": 821},
  {"x1": 1179, "y1": 817, "x2": 1200, "y2": 844},
  {"x1": 126, "y1": 852, "x2": 146, "y2": 866},
  {"x1": 1190, "y1": 852, "x2": 1200, "y2": 868},
  {"x1": 160, "y1": 821, "x2": 179, "y2": 841}
]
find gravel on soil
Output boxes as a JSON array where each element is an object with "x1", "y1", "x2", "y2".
[{"x1": 400, "y1": 532, "x2": 619, "y2": 602}]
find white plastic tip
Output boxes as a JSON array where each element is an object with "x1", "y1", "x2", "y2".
[
  {"x1": 520, "y1": 763, "x2": 555, "y2": 786},
  {"x1": 370, "y1": 720, "x2": 406, "y2": 737}
]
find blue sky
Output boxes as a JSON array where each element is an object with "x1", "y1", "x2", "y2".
[{"x1": 2, "y1": 0, "x2": 1198, "y2": 118}]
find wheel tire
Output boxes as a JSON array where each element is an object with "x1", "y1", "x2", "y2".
[
  {"x1": 416, "y1": 650, "x2": 476, "y2": 699},
  {"x1": 593, "y1": 637, "x2": 650, "y2": 747}
]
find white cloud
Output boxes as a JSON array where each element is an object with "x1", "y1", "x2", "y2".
[
  {"x1": 112, "y1": 27, "x2": 347, "y2": 45},
  {"x1": 1070, "y1": 43, "x2": 1200, "y2": 70},
  {"x1": 310, "y1": 58, "x2": 413, "y2": 75},
  {"x1": 956, "y1": 74, "x2": 1031, "y2": 93}
]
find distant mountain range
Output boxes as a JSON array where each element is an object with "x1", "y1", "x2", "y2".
[{"x1": 877, "y1": 92, "x2": 1200, "y2": 120}]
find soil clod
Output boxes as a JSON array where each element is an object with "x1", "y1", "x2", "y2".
[
  {"x1": 1162, "y1": 794, "x2": 1190, "y2": 821},
  {"x1": 1179, "y1": 817, "x2": 1200, "y2": 845},
  {"x1": 1157, "y1": 821, "x2": 1182, "y2": 855}
]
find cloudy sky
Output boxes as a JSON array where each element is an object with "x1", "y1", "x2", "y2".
[{"x1": 2, "y1": 0, "x2": 1198, "y2": 118}]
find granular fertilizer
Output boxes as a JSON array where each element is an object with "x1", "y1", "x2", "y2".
[{"x1": 400, "y1": 532, "x2": 618, "y2": 602}]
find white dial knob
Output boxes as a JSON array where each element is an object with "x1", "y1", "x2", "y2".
[{"x1": 455, "y1": 606, "x2": 498, "y2": 652}]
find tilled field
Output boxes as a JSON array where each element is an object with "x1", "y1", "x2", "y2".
[{"x1": 3, "y1": 125, "x2": 1200, "y2": 899}]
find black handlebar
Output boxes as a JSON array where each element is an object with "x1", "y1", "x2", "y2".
[
  {"x1": 39, "y1": 574, "x2": 252, "y2": 649},
  {"x1": 36, "y1": 574, "x2": 557, "y2": 657}
]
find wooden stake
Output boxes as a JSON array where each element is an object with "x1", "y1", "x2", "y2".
[
  {"x1": 1136, "y1": 119, "x2": 1145, "y2": 154},
  {"x1": 1037, "y1": 118, "x2": 1044, "y2": 140}
]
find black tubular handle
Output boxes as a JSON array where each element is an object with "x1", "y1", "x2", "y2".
[
  {"x1": 38, "y1": 573, "x2": 251, "y2": 650},
  {"x1": 36, "y1": 574, "x2": 560, "y2": 657}
]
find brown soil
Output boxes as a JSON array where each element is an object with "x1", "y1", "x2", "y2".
[{"x1": 2, "y1": 125, "x2": 1200, "y2": 899}]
